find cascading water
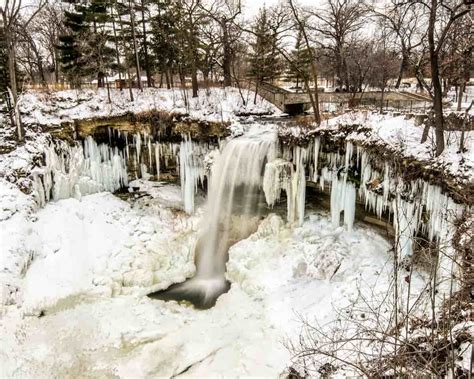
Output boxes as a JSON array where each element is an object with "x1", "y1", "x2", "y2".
[{"x1": 150, "y1": 127, "x2": 278, "y2": 308}]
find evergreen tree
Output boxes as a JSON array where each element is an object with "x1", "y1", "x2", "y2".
[
  {"x1": 248, "y1": 7, "x2": 281, "y2": 102},
  {"x1": 58, "y1": 0, "x2": 117, "y2": 88},
  {"x1": 150, "y1": 0, "x2": 179, "y2": 88},
  {"x1": 285, "y1": 30, "x2": 312, "y2": 89},
  {"x1": 57, "y1": 5, "x2": 88, "y2": 87}
]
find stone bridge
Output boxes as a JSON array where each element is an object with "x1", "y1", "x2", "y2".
[{"x1": 257, "y1": 82, "x2": 432, "y2": 114}]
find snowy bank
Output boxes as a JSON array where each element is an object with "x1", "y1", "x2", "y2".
[{"x1": 19, "y1": 87, "x2": 280, "y2": 127}]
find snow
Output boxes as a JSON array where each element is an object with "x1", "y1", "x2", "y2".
[
  {"x1": 20, "y1": 87, "x2": 280, "y2": 126},
  {"x1": 0, "y1": 190, "x2": 198, "y2": 314},
  {"x1": 279, "y1": 112, "x2": 473, "y2": 183},
  {"x1": 1, "y1": 187, "x2": 412, "y2": 377},
  {"x1": 326, "y1": 112, "x2": 474, "y2": 183},
  {"x1": 0, "y1": 101, "x2": 470, "y2": 376}
]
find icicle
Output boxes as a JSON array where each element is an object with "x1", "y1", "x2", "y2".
[
  {"x1": 155, "y1": 143, "x2": 161, "y2": 178},
  {"x1": 179, "y1": 136, "x2": 208, "y2": 214},
  {"x1": 148, "y1": 137, "x2": 152, "y2": 173},
  {"x1": 344, "y1": 141, "x2": 353, "y2": 169},
  {"x1": 382, "y1": 162, "x2": 390, "y2": 211},
  {"x1": 344, "y1": 182, "x2": 356, "y2": 232},
  {"x1": 135, "y1": 133, "x2": 142, "y2": 164},
  {"x1": 312, "y1": 137, "x2": 320, "y2": 182},
  {"x1": 287, "y1": 146, "x2": 308, "y2": 226},
  {"x1": 32, "y1": 136, "x2": 129, "y2": 207},
  {"x1": 330, "y1": 174, "x2": 355, "y2": 231},
  {"x1": 125, "y1": 133, "x2": 130, "y2": 161},
  {"x1": 262, "y1": 159, "x2": 292, "y2": 207},
  {"x1": 392, "y1": 196, "x2": 420, "y2": 259}
]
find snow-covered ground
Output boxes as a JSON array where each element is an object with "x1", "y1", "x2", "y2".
[
  {"x1": 19, "y1": 87, "x2": 280, "y2": 126},
  {"x1": 0, "y1": 181, "x2": 415, "y2": 377}
]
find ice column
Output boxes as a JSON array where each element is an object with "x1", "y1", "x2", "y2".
[{"x1": 179, "y1": 137, "x2": 207, "y2": 214}]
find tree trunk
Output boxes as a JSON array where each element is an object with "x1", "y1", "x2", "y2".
[
  {"x1": 222, "y1": 19, "x2": 232, "y2": 87},
  {"x1": 140, "y1": 0, "x2": 152, "y2": 87},
  {"x1": 5, "y1": 31, "x2": 24, "y2": 141},
  {"x1": 106, "y1": 78, "x2": 111, "y2": 103},
  {"x1": 165, "y1": 70, "x2": 171, "y2": 89},
  {"x1": 254, "y1": 81, "x2": 259, "y2": 105},
  {"x1": 288, "y1": 0, "x2": 321, "y2": 124},
  {"x1": 53, "y1": 48, "x2": 60, "y2": 84},
  {"x1": 457, "y1": 82, "x2": 464, "y2": 111},
  {"x1": 459, "y1": 100, "x2": 472, "y2": 151},
  {"x1": 428, "y1": 0, "x2": 444, "y2": 156},
  {"x1": 380, "y1": 86, "x2": 385, "y2": 112},
  {"x1": 111, "y1": 2, "x2": 122, "y2": 82},
  {"x1": 129, "y1": 0, "x2": 142, "y2": 91},
  {"x1": 395, "y1": 53, "x2": 408, "y2": 89},
  {"x1": 118, "y1": 8, "x2": 134, "y2": 101},
  {"x1": 232, "y1": 60, "x2": 246, "y2": 106},
  {"x1": 191, "y1": 63, "x2": 198, "y2": 98}
]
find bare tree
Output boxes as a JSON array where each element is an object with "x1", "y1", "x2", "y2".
[
  {"x1": 0, "y1": 0, "x2": 47, "y2": 141},
  {"x1": 176, "y1": 0, "x2": 205, "y2": 98},
  {"x1": 371, "y1": 0, "x2": 424, "y2": 89},
  {"x1": 33, "y1": 3, "x2": 64, "y2": 85},
  {"x1": 397, "y1": 0, "x2": 470, "y2": 155},
  {"x1": 368, "y1": 25, "x2": 401, "y2": 111},
  {"x1": 288, "y1": 0, "x2": 321, "y2": 124},
  {"x1": 309, "y1": 0, "x2": 367, "y2": 90},
  {"x1": 200, "y1": 0, "x2": 242, "y2": 87}
]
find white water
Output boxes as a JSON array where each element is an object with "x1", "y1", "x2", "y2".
[{"x1": 173, "y1": 127, "x2": 278, "y2": 304}]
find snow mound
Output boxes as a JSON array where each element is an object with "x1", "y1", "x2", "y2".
[{"x1": 1, "y1": 191, "x2": 198, "y2": 315}]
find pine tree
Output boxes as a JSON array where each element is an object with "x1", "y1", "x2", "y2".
[
  {"x1": 58, "y1": 0, "x2": 118, "y2": 88},
  {"x1": 285, "y1": 30, "x2": 312, "y2": 90},
  {"x1": 57, "y1": 5, "x2": 88, "y2": 87},
  {"x1": 248, "y1": 7, "x2": 281, "y2": 103},
  {"x1": 150, "y1": 0, "x2": 179, "y2": 88}
]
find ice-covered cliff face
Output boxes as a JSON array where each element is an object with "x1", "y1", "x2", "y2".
[
  {"x1": 32, "y1": 136, "x2": 129, "y2": 206},
  {"x1": 29, "y1": 123, "x2": 467, "y2": 298},
  {"x1": 31, "y1": 128, "x2": 216, "y2": 214},
  {"x1": 262, "y1": 136, "x2": 467, "y2": 294}
]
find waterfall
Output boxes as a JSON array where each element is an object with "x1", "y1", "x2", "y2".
[
  {"x1": 150, "y1": 127, "x2": 278, "y2": 308},
  {"x1": 196, "y1": 128, "x2": 277, "y2": 278}
]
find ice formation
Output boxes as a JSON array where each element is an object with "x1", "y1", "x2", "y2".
[
  {"x1": 32, "y1": 136, "x2": 128, "y2": 206},
  {"x1": 29, "y1": 124, "x2": 466, "y2": 295},
  {"x1": 262, "y1": 146, "x2": 307, "y2": 225},
  {"x1": 262, "y1": 159, "x2": 292, "y2": 208},
  {"x1": 260, "y1": 135, "x2": 466, "y2": 291},
  {"x1": 32, "y1": 126, "x2": 216, "y2": 215},
  {"x1": 179, "y1": 137, "x2": 208, "y2": 214},
  {"x1": 287, "y1": 146, "x2": 308, "y2": 225}
]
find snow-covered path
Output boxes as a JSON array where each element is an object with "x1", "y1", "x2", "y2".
[{"x1": 0, "y1": 187, "x2": 406, "y2": 378}]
